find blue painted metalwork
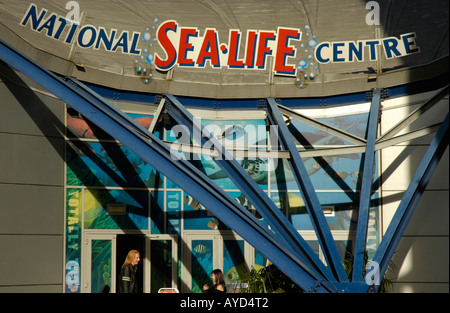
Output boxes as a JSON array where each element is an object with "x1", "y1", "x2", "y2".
[
  {"x1": 2, "y1": 38, "x2": 448, "y2": 293},
  {"x1": 164, "y1": 93, "x2": 335, "y2": 282},
  {"x1": 352, "y1": 89, "x2": 382, "y2": 282},
  {"x1": 367, "y1": 113, "x2": 449, "y2": 292},
  {"x1": 0, "y1": 39, "x2": 335, "y2": 293},
  {"x1": 378, "y1": 86, "x2": 449, "y2": 142},
  {"x1": 83, "y1": 74, "x2": 449, "y2": 110},
  {"x1": 58, "y1": 79, "x2": 292, "y2": 253},
  {"x1": 266, "y1": 98, "x2": 348, "y2": 283}
]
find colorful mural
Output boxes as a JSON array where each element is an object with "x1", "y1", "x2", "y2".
[{"x1": 90, "y1": 240, "x2": 112, "y2": 293}]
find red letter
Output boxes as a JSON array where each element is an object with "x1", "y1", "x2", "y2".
[
  {"x1": 244, "y1": 30, "x2": 258, "y2": 68},
  {"x1": 154, "y1": 20, "x2": 178, "y2": 70},
  {"x1": 196, "y1": 28, "x2": 220, "y2": 67},
  {"x1": 256, "y1": 31, "x2": 276, "y2": 68},
  {"x1": 227, "y1": 30, "x2": 244, "y2": 68},
  {"x1": 274, "y1": 28, "x2": 300, "y2": 75},
  {"x1": 178, "y1": 27, "x2": 197, "y2": 66}
]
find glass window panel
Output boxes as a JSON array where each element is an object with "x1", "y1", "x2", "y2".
[
  {"x1": 84, "y1": 189, "x2": 148, "y2": 230},
  {"x1": 191, "y1": 240, "x2": 213, "y2": 293},
  {"x1": 269, "y1": 158, "x2": 297, "y2": 190},
  {"x1": 151, "y1": 190, "x2": 164, "y2": 234},
  {"x1": 239, "y1": 158, "x2": 269, "y2": 190},
  {"x1": 166, "y1": 190, "x2": 181, "y2": 234},
  {"x1": 66, "y1": 140, "x2": 164, "y2": 188},
  {"x1": 183, "y1": 193, "x2": 215, "y2": 230},
  {"x1": 255, "y1": 250, "x2": 268, "y2": 268},
  {"x1": 288, "y1": 191, "x2": 313, "y2": 230},
  {"x1": 151, "y1": 239, "x2": 173, "y2": 293},
  {"x1": 91, "y1": 240, "x2": 111, "y2": 293},
  {"x1": 223, "y1": 240, "x2": 247, "y2": 292}
]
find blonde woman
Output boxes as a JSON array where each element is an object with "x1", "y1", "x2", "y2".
[{"x1": 118, "y1": 250, "x2": 140, "y2": 293}]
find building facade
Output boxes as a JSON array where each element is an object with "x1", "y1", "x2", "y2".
[{"x1": 0, "y1": 0, "x2": 448, "y2": 293}]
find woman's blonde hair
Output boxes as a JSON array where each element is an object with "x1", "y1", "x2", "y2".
[{"x1": 122, "y1": 249, "x2": 140, "y2": 269}]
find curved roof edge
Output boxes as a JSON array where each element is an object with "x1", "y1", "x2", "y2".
[{"x1": 85, "y1": 71, "x2": 449, "y2": 110}]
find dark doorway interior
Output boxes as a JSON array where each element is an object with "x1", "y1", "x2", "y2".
[{"x1": 116, "y1": 234, "x2": 145, "y2": 293}]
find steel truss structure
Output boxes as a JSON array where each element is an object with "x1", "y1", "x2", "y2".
[{"x1": 1, "y1": 40, "x2": 448, "y2": 292}]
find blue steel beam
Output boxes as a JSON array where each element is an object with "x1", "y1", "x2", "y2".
[
  {"x1": 64, "y1": 80, "x2": 313, "y2": 271},
  {"x1": 63, "y1": 77, "x2": 289, "y2": 247},
  {"x1": 278, "y1": 104, "x2": 367, "y2": 145},
  {"x1": 352, "y1": 89, "x2": 382, "y2": 282},
  {"x1": 66, "y1": 67, "x2": 335, "y2": 291},
  {"x1": 367, "y1": 113, "x2": 449, "y2": 292},
  {"x1": 0, "y1": 40, "x2": 334, "y2": 292},
  {"x1": 266, "y1": 98, "x2": 349, "y2": 283},
  {"x1": 59, "y1": 79, "x2": 281, "y2": 246},
  {"x1": 164, "y1": 93, "x2": 336, "y2": 282},
  {"x1": 75, "y1": 80, "x2": 333, "y2": 290},
  {"x1": 377, "y1": 86, "x2": 448, "y2": 142}
]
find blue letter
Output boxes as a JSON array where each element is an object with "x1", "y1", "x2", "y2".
[
  {"x1": 332, "y1": 42, "x2": 346, "y2": 62},
  {"x1": 77, "y1": 26, "x2": 97, "y2": 48},
  {"x1": 37, "y1": 13, "x2": 57, "y2": 37},
  {"x1": 365, "y1": 40, "x2": 380, "y2": 61},
  {"x1": 95, "y1": 27, "x2": 116, "y2": 51},
  {"x1": 129, "y1": 32, "x2": 141, "y2": 55},
  {"x1": 315, "y1": 42, "x2": 330, "y2": 63},
  {"x1": 113, "y1": 31, "x2": 129, "y2": 53},
  {"x1": 21, "y1": 4, "x2": 47, "y2": 30},
  {"x1": 401, "y1": 33, "x2": 419, "y2": 54},
  {"x1": 348, "y1": 41, "x2": 363, "y2": 62},
  {"x1": 54, "y1": 17, "x2": 68, "y2": 40},
  {"x1": 383, "y1": 37, "x2": 401, "y2": 58}
]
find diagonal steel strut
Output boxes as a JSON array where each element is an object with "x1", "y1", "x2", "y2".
[
  {"x1": 352, "y1": 89, "x2": 382, "y2": 281},
  {"x1": 164, "y1": 93, "x2": 335, "y2": 282},
  {"x1": 0, "y1": 39, "x2": 335, "y2": 292},
  {"x1": 266, "y1": 98, "x2": 349, "y2": 282},
  {"x1": 367, "y1": 113, "x2": 449, "y2": 291}
]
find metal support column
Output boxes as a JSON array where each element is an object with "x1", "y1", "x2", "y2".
[{"x1": 352, "y1": 89, "x2": 382, "y2": 281}]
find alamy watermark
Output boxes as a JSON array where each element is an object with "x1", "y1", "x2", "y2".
[
  {"x1": 65, "y1": 1, "x2": 80, "y2": 24},
  {"x1": 169, "y1": 118, "x2": 281, "y2": 171},
  {"x1": 365, "y1": 261, "x2": 381, "y2": 286},
  {"x1": 366, "y1": 1, "x2": 380, "y2": 26}
]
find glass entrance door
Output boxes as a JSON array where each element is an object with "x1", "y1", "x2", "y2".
[
  {"x1": 82, "y1": 233, "x2": 116, "y2": 293},
  {"x1": 222, "y1": 238, "x2": 247, "y2": 292},
  {"x1": 190, "y1": 237, "x2": 214, "y2": 293},
  {"x1": 144, "y1": 234, "x2": 178, "y2": 293},
  {"x1": 83, "y1": 233, "x2": 178, "y2": 293},
  {"x1": 182, "y1": 231, "x2": 251, "y2": 293}
]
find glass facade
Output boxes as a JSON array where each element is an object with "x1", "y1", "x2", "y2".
[{"x1": 64, "y1": 105, "x2": 380, "y2": 293}]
